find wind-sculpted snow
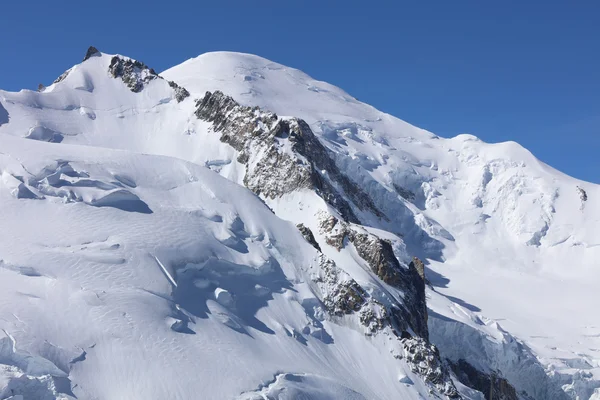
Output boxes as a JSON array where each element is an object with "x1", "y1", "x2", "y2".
[
  {"x1": 0, "y1": 133, "x2": 455, "y2": 398},
  {"x1": 237, "y1": 373, "x2": 368, "y2": 400}
]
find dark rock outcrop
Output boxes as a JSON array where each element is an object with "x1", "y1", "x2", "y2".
[
  {"x1": 449, "y1": 359, "x2": 519, "y2": 400},
  {"x1": 577, "y1": 186, "x2": 588, "y2": 202},
  {"x1": 83, "y1": 46, "x2": 100, "y2": 61},
  {"x1": 402, "y1": 337, "x2": 460, "y2": 398},
  {"x1": 195, "y1": 91, "x2": 384, "y2": 223},
  {"x1": 107, "y1": 55, "x2": 189, "y2": 102},
  {"x1": 318, "y1": 213, "x2": 429, "y2": 339},
  {"x1": 312, "y1": 255, "x2": 367, "y2": 316},
  {"x1": 108, "y1": 56, "x2": 158, "y2": 93},
  {"x1": 297, "y1": 223, "x2": 321, "y2": 252},
  {"x1": 168, "y1": 80, "x2": 190, "y2": 103}
]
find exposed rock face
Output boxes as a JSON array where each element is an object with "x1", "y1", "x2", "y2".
[
  {"x1": 449, "y1": 359, "x2": 519, "y2": 400},
  {"x1": 83, "y1": 46, "x2": 100, "y2": 61},
  {"x1": 402, "y1": 337, "x2": 460, "y2": 398},
  {"x1": 408, "y1": 256, "x2": 428, "y2": 331},
  {"x1": 309, "y1": 247, "x2": 458, "y2": 396},
  {"x1": 312, "y1": 255, "x2": 367, "y2": 316},
  {"x1": 107, "y1": 55, "x2": 189, "y2": 102},
  {"x1": 297, "y1": 223, "x2": 321, "y2": 252},
  {"x1": 411, "y1": 256, "x2": 426, "y2": 280},
  {"x1": 578, "y1": 186, "x2": 588, "y2": 202},
  {"x1": 168, "y1": 80, "x2": 190, "y2": 103},
  {"x1": 318, "y1": 213, "x2": 429, "y2": 339},
  {"x1": 577, "y1": 186, "x2": 588, "y2": 211},
  {"x1": 108, "y1": 56, "x2": 158, "y2": 93},
  {"x1": 195, "y1": 91, "x2": 383, "y2": 223}
]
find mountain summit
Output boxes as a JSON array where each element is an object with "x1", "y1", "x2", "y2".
[{"x1": 0, "y1": 47, "x2": 597, "y2": 399}]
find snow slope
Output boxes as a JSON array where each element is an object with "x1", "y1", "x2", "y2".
[
  {"x1": 0, "y1": 133, "x2": 444, "y2": 399},
  {"x1": 0, "y1": 48, "x2": 598, "y2": 399}
]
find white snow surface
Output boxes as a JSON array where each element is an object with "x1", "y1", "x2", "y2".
[{"x1": 0, "y1": 50, "x2": 597, "y2": 399}]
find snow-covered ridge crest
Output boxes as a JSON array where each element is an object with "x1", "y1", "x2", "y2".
[{"x1": 46, "y1": 46, "x2": 190, "y2": 102}]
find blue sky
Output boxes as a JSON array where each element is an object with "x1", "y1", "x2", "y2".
[{"x1": 1, "y1": 1, "x2": 598, "y2": 183}]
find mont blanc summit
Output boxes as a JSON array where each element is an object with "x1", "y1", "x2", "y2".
[{"x1": 0, "y1": 47, "x2": 597, "y2": 399}]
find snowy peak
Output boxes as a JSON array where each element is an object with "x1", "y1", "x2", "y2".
[
  {"x1": 41, "y1": 46, "x2": 189, "y2": 104},
  {"x1": 0, "y1": 47, "x2": 598, "y2": 399},
  {"x1": 82, "y1": 45, "x2": 101, "y2": 62}
]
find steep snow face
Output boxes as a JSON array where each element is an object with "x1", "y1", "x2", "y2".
[{"x1": 0, "y1": 49, "x2": 598, "y2": 399}]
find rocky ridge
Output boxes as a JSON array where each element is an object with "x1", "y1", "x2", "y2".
[
  {"x1": 318, "y1": 213, "x2": 429, "y2": 340},
  {"x1": 49, "y1": 47, "x2": 190, "y2": 102},
  {"x1": 107, "y1": 55, "x2": 190, "y2": 102},
  {"x1": 195, "y1": 90, "x2": 383, "y2": 223}
]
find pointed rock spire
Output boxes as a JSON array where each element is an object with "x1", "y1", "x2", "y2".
[{"x1": 83, "y1": 46, "x2": 100, "y2": 61}]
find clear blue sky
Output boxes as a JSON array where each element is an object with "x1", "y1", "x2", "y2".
[{"x1": 1, "y1": 1, "x2": 598, "y2": 183}]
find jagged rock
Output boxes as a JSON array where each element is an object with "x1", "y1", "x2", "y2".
[
  {"x1": 108, "y1": 56, "x2": 158, "y2": 93},
  {"x1": 318, "y1": 214, "x2": 347, "y2": 250},
  {"x1": 358, "y1": 301, "x2": 388, "y2": 333},
  {"x1": 106, "y1": 56, "x2": 189, "y2": 102},
  {"x1": 410, "y1": 256, "x2": 425, "y2": 281},
  {"x1": 449, "y1": 359, "x2": 519, "y2": 400},
  {"x1": 83, "y1": 46, "x2": 100, "y2": 61},
  {"x1": 578, "y1": 186, "x2": 588, "y2": 202},
  {"x1": 37, "y1": 84, "x2": 45, "y2": 92},
  {"x1": 350, "y1": 231, "x2": 403, "y2": 285},
  {"x1": 195, "y1": 91, "x2": 384, "y2": 223},
  {"x1": 577, "y1": 186, "x2": 588, "y2": 211},
  {"x1": 402, "y1": 337, "x2": 460, "y2": 398},
  {"x1": 313, "y1": 255, "x2": 367, "y2": 316},
  {"x1": 318, "y1": 213, "x2": 429, "y2": 339},
  {"x1": 168, "y1": 80, "x2": 190, "y2": 102},
  {"x1": 297, "y1": 223, "x2": 321, "y2": 252},
  {"x1": 309, "y1": 246, "x2": 457, "y2": 397}
]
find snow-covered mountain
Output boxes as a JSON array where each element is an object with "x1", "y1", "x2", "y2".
[{"x1": 0, "y1": 46, "x2": 597, "y2": 399}]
